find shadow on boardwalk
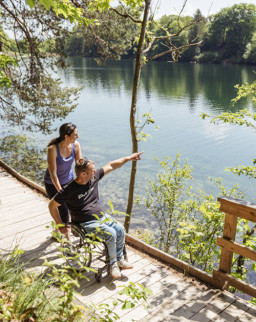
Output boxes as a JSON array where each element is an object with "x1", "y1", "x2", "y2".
[{"x1": 1, "y1": 165, "x2": 256, "y2": 321}]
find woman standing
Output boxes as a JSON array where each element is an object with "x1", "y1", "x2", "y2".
[{"x1": 44, "y1": 122, "x2": 82, "y2": 224}]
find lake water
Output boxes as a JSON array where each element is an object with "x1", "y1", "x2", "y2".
[{"x1": 2, "y1": 58, "x2": 256, "y2": 229}]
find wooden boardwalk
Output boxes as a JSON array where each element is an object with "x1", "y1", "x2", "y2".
[{"x1": 1, "y1": 165, "x2": 256, "y2": 321}]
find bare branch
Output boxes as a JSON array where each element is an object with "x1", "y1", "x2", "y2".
[
  {"x1": 2, "y1": 0, "x2": 43, "y2": 77},
  {"x1": 0, "y1": 94, "x2": 24, "y2": 122},
  {"x1": 146, "y1": 41, "x2": 202, "y2": 62},
  {"x1": 110, "y1": 7, "x2": 142, "y2": 24},
  {"x1": 143, "y1": 15, "x2": 203, "y2": 55},
  {"x1": 177, "y1": 0, "x2": 188, "y2": 29}
]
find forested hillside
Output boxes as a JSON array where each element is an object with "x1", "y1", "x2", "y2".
[
  {"x1": 55, "y1": 3, "x2": 256, "y2": 64},
  {"x1": 1, "y1": 3, "x2": 256, "y2": 64}
]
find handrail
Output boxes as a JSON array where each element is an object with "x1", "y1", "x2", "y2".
[
  {"x1": 2, "y1": 160, "x2": 256, "y2": 297},
  {"x1": 213, "y1": 196, "x2": 256, "y2": 298}
]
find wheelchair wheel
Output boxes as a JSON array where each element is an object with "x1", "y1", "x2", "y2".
[
  {"x1": 63, "y1": 223, "x2": 92, "y2": 271},
  {"x1": 95, "y1": 271, "x2": 102, "y2": 283},
  {"x1": 92, "y1": 240, "x2": 109, "y2": 263}
]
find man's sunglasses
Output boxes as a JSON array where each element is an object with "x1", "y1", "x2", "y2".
[{"x1": 77, "y1": 157, "x2": 88, "y2": 166}]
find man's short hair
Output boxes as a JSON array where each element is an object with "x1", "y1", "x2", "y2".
[{"x1": 75, "y1": 157, "x2": 93, "y2": 177}]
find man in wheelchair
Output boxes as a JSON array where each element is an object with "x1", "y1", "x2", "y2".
[{"x1": 48, "y1": 151, "x2": 143, "y2": 279}]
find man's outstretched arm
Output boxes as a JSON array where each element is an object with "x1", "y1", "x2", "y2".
[{"x1": 103, "y1": 151, "x2": 144, "y2": 175}]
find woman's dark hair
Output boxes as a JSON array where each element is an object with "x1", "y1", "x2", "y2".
[{"x1": 47, "y1": 123, "x2": 77, "y2": 147}]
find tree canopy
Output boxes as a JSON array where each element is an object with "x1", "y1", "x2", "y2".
[
  {"x1": 57, "y1": 3, "x2": 256, "y2": 65},
  {"x1": 200, "y1": 3, "x2": 256, "y2": 63},
  {"x1": 0, "y1": 0, "x2": 90, "y2": 133}
]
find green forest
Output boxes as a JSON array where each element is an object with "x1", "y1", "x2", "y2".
[
  {"x1": 41, "y1": 3, "x2": 256, "y2": 64},
  {"x1": 2, "y1": 3, "x2": 256, "y2": 65},
  {"x1": 65, "y1": 3, "x2": 256, "y2": 65}
]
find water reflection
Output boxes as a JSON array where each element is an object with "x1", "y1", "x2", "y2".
[
  {"x1": 65, "y1": 58, "x2": 254, "y2": 113},
  {"x1": 1, "y1": 58, "x2": 256, "y2": 228}
]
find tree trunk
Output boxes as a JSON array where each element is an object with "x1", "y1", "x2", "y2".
[{"x1": 124, "y1": 0, "x2": 151, "y2": 232}]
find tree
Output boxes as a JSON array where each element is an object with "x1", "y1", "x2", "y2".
[
  {"x1": 1, "y1": 0, "x2": 201, "y2": 233},
  {"x1": 243, "y1": 32, "x2": 256, "y2": 64},
  {"x1": 0, "y1": 0, "x2": 138, "y2": 133},
  {"x1": 201, "y1": 4, "x2": 256, "y2": 63},
  {"x1": 201, "y1": 72, "x2": 256, "y2": 284},
  {"x1": 139, "y1": 155, "x2": 246, "y2": 274},
  {"x1": 0, "y1": 0, "x2": 91, "y2": 134},
  {"x1": 146, "y1": 14, "x2": 193, "y2": 61},
  {"x1": 141, "y1": 154, "x2": 193, "y2": 253},
  {"x1": 0, "y1": 135, "x2": 47, "y2": 184},
  {"x1": 62, "y1": 6, "x2": 139, "y2": 63},
  {"x1": 108, "y1": 0, "x2": 202, "y2": 232},
  {"x1": 181, "y1": 9, "x2": 206, "y2": 61}
]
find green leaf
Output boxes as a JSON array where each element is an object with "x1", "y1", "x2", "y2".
[
  {"x1": 39, "y1": 0, "x2": 53, "y2": 11},
  {"x1": 26, "y1": 0, "x2": 36, "y2": 8},
  {"x1": 122, "y1": 301, "x2": 135, "y2": 310},
  {"x1": 144, "y1": 287, "x2": 153, "y2": 295}
]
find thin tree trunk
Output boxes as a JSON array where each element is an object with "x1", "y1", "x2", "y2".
[{"x1": 124, "y1": 0, "x2": 151, "y2": 232}]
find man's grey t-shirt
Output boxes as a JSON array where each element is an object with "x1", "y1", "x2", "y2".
[{"x1": 54, "y1": 168, "x2": 104, "y2": 223}]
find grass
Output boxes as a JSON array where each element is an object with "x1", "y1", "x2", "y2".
[{"x1": 0, "y1": 247, "x2": 83, "y2": 321}]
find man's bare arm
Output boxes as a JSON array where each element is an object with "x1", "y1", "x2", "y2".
[
  {"x1": 103, "y1": 151, "x2": 144, "y2": 175},
  {"x1": 48, "y1": 198, "x2": 68, "y2": 235}
]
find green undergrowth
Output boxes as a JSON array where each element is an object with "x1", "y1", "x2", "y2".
[{"x1": 0, "y1": 231, "x2": 152, "y2": 321}]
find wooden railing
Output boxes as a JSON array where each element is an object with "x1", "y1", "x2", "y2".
[
  {"x1": 1, "y1": 160, "x2": 256, "y2": 297},
  {"x1": 213, "y1": 196, "x2": 256, "y2": 298}
]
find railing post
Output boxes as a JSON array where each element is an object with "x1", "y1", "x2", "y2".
[{"x1": 213, "y1": 212, "x2": 237, "y2": 290}]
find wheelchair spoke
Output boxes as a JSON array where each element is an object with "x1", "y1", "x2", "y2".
[{"x1": 63, "y1": 223, "x2": 92, "y2": 271}]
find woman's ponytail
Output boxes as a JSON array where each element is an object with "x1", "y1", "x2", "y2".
[{"x1": 47, "y1": 122, "x2": 77, "y2": 147}]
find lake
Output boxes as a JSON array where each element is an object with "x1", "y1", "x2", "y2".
[{"x1": 2, "y1": 58, "x2": 256, "y2": 229}]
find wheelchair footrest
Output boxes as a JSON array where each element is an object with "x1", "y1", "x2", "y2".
[{"x1": 95, "y1": 263, "x2": 110, "y2": 282}]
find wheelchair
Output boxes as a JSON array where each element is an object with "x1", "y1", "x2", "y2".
[{"x1": 62, "y1": 222, "x2": 127, "y2": 282}]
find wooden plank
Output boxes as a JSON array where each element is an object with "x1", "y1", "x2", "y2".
[
  {"x1": 0, "y1": 183, "x2": 24, "y2": 191},
  {"x1": 218, "y1": 196, "x2": 256, "y2": 223},
  {"x1": 212, "y1": 298, "x2": 254, "y2": 322},
  {"x1": 1, "y1": 213, "x2": 51, "y2": 238},
  {"x1": 78, "y1": 257, "x2": 154, "y2": 303},
  {"x1": 0, "y1": 199, "x2": 48, "y2": 216},
  {"x1": 140, "y1": 284, "x2": 213, "y2": 322},
  {"x1": 73, "y1": 252, "x2": 150, "y2": 305},
  {"x1": 190, "y1": 291, "x2": 236, "y2": 321},
  {"x1": 217, "y1": 237, "x2": 256, "y2": 262},
  {"x1": 213, "y1": 270, "x2": 256, "y2": 299},
  {"x1": 1, "y1": 209, "x2": 49, "y2": 227},
  {"x1": 1, "y1": 190, "x2": 40, "y2": 202},
  {"x1": 118, "y1": 282, "x2": 195, "y2": 321},
  {"x1": 0, "y1": 194, "x2": 39, "y2": 208},
  {"x1": 104, "y1": 263, "x2": 179, "y2": 318},
  {"x1": 234, "y1": 304, "x2": 256, "y2": 321},
  {"x1": 120, "y1": 278, "x2": 191, "y2": 322},
  {"x1": 146, "y1": 288, "x2": 220, "y2": 322},
  {"x1": 0, "y1": 225, "x2": 51, "y2": 251},
  {"x1": 218, "y1": 213, "x2": 237, "y2": 283},
  {"x1": 74, "y1": 255, "x2": 151, "y2": 302},
  {"x1": 160, "y1": 289, "x2": 221, "y2": 321},
  {"x1": 125, "y1": 234, "x2": 217, "y2": 288}
]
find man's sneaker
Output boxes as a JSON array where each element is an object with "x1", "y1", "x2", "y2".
[
  {"x1": 110, "y1": 262, "x2": 121, "y2": 279},
  {"x1": 117, "y1": 259, "x2": 133, "y2": 270}
]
